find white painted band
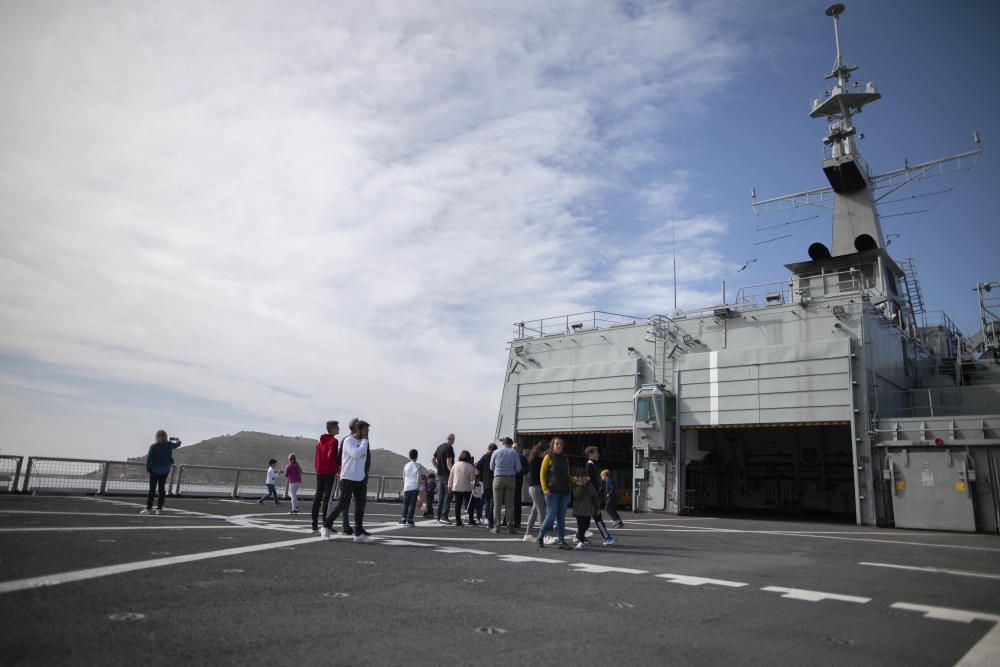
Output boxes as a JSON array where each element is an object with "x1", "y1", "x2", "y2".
[
  {"x1": 762, "y1": 586, "x2": 870, "y2": 604},
  {"x1": 861, "y1": 561, "x2": 1000, "y2": 581},
  {"x1": 709, "y1": 350, "x2": 719, "y2": 425}
]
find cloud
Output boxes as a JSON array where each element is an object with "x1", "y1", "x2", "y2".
[{"x1": 0, "y1": 1, "x2": 744, "y2": 458}]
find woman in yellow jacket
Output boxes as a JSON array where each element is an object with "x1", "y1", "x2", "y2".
[{"x1": 536, "y1": 437, "x2": 572, "y2": 549}]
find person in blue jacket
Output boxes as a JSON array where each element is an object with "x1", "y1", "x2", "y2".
[
  {"x1": 142, "y1": 430, "x2": 182, "y2": 515},
  {"x1": 601, "y1": 469, "x2": 624, "y2": 528}
]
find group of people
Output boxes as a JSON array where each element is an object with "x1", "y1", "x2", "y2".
[
  {"x1": 407, "y1": 434, "x2": 625, "y2": 549},
  {"x1": 143, "y1": 423, "x2": 626, "y2": 551}
]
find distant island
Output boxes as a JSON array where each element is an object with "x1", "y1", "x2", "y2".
[{"x1": 130, "y1": 430, "x2": 420, "y2": 477}]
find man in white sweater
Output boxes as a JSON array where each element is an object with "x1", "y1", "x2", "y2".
[{"x1": 322, "y1": 418, "x2": 374, "y2": 543}]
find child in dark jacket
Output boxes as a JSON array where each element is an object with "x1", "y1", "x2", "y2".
[
  {"x1": 571, "y1": 473, "x2": 600, "y2": 549},
  {"x1": 423, "y1": 473, "x2": 437, "y2": 517},
  {"x1": 601, "y1": 469, "x2": 624, "y2": 527}
]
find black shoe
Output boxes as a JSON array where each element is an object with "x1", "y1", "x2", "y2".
[
  {"x1": 343, "y1": 527, "x2": 354, "y2": 536},
  {"x1": 356, "y1": 529, "x2": 370, "y2": 536},
  {"x1": 557, "y1": 541, "x2": 572, "y2": 550},
  {"x1": 537, "y1": 537, "x2": 545, "y2": 547}
]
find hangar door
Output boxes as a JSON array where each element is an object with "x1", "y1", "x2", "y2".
[
  {"x1": 678, "y1": 340, "x2": 857, "y2": 517},
  {"x1": 515, "y1": 359, "x2": 639, "y2": 434}
]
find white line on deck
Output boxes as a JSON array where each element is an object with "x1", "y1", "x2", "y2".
[
  {"x1": 435, "y1": 547, "x2": 496, "y2": 555},
  {"x1": 0, "y1": 510, "x2": 204, "y2": 519},
  {"x1": 657, "y1": 573, "x2": 748, "y2": 587},
  {"x1": 496, "y1": 555, "x2": 566, "y2": 564},
  {"x1": 569, "y1": 564, "x2": 649, "y2": 575},
  {"x1": 861, "y1": 562, "x2": 1000, "y2": 581},
  {"x1": 0, "y1": 535, "x2": 322, "y2": 595},
  {"x1": 0, "y1": 525, "x2": 252, "y2": 533},
  {"x1": 954, "y1": 622, "x2": 1000, "y2": 667},
  {"x1": 892, "y1": 602, "x2": 1000, "y2": 667},
  {"x1": 761, "y1": 586, "x2": 870, "y2": 604},
  {"x1": 890, "y1": 603, "x2": 1000, "y2": 624}
]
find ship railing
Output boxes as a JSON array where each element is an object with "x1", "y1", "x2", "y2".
[
  {"x1": 683, "y1": 267, "x2": 871, "y2": 319},
  {"x1": 0, "y1": 455, "x2": 23, "y2": 493},
  {"x1": 823, "y1": 140, "x2": 871, "y2": 179},
  {"x1": 513, "y1": 311, "x2": 641, "y2": 339},
  {"x1": 875, "y1": 383, "x2": 1000, "y2": 419},
  {"x1": 11, "y1": 457, "x2": 402, "y2": 501}
]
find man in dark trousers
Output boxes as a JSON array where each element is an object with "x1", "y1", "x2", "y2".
[
  {"x1": 512, "y1": 442, "x2": 528, "y2": 529},
  {"x1": 323, "y1": 418, "x2": 374, "y2": 542},
  {"x1": 432, "y1": 434, "x2": 455, "y2": 523},
  {"x1": 475, "y1": 443, "x2": 497, "y2": 528},
  {"x1": 584, "y1": 446, "x2": 617, "y2": 546},
  {"x1": 311, "y1": 420, "x2": 340, "y2": 532}
]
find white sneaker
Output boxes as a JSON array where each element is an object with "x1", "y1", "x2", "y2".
[
  {"x1": 543, "y1": 535, "x2": 559, "y2": 545},
  {"x1": 153, "y1": 509, "x2": 161, "y2": 515},
  {"x1": 139, "y1": 508, "x2": 151, "y2": 515},
  {"x1": 353, "y1": 534, "x2": 375, "y2": 544},
  {"x1": 320, "y1": 527, "x2": 330, "y2": 539},
  {"x1": 522, "y1": 534, "x2": 533, "y2": 542},
  {"x1": 572, "y1": 536, "x2": 580, "y2": 544},
  {"x1": 575, "y1": 541, "x2": 586, "y2": 550}
]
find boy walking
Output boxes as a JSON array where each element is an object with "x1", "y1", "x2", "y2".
[
  {"x1": 401, "y1": 449, "x2": 420, "y2": 526},
  {"x1": 257, "y1": 459, "x2": 281, "y2": 506}
]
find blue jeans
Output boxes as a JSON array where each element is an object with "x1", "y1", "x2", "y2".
[
  {"x1": 402, "y1": 489, "x2": 418, "y2": 522},
  {"x1": 537, "y1": 492, "x2": 570, "y2": 543},
  {"x1": 436, "y1": 475, "x2": 451, "y2": 519},
  {"x1": 258, "y1": 483, "x2": 279, "y2": 505}
]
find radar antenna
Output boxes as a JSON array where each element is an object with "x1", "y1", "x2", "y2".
[{"x1": 749, "y1": 4, "x2": 982, "y2": 265}]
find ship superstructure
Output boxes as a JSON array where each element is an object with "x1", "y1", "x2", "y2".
[{"x1": 493, "y1": 4, "x2": 1000, "y2": 532}]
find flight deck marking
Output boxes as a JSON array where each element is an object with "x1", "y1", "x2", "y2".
[
  {"x1": 434, "y1": 547, "x2": 495, "y2": 555},
  {"x1": 860, "y1": 562, "x2": 1000, "y2": 581},
  {"x1": 379, "y1": 539, "x2": 436, "y2": 547},
  {"x1": 568, "y1": 564, "x2": 648, "y2": 575},
  {"x1": 890, "y1": 603, "x2": 1000, "y2": 667},
  {"x1": 496, "y1": 555, "x2": 565, "y2": 564},
  {"x1": 890, "y1": 603, "x2": 1000, "y2": 624},
  {"x1": 761, "y1": 586, "x2": 870, "y2": 604},
  {"x1": 0, "y1": 526, "x2": 252, "y2": 533},
  {"x1": 656, "y1": 573, "x2": 749, "y2": 587},
  {"x1": 0, "y1": 535, "x2": 321, "y2": 595}
]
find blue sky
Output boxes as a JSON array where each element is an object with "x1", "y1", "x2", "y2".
[{"x1": 1, "y1": 1, "x2": 996, "y2": 461}]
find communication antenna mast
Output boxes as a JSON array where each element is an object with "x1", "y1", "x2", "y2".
[{"x1": 672, "y1": 209, "x2": 678, "y2": 312}]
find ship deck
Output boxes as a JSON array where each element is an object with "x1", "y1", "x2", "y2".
[{"x1": 2, "y1": 494, "x2": 999, "y2": 666}]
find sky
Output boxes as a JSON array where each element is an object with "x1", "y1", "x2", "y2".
[{"x1": 1, "y1": 1, "x2": 997, "y2": 461}]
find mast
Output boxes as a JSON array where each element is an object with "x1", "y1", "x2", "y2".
[{"x1": 808, "y1": 3, "x2": 885, "y2": 259}]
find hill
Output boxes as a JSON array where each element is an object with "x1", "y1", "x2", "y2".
[{"x1": 130, "y1": 431, "x2": 417, "y2": 478}]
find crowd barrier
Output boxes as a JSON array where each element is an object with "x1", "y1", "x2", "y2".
[{"x1": 5, "y1": 456, "x2": 405, "y2": 502}]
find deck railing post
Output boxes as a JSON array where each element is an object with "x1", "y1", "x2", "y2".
[
  {"x1": 98, "y1": 461, "x2": 111, "y2": 495},
  {"x1": 22, "y1": 457, "x2": 34, "y2": 494},
  {"x1": 232, "y1": 469, "x2": 241, "y2": 498},
  {"x1": 175, "y1": 465, "x2": 185, "y2": 496},
  {"x1": 12, "y1": 456, "x2": 23, "y2": 493}
]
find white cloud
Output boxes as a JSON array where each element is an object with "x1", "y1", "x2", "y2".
[{"x1": 0, "y1": 1, "x2": 744, "y2": 458}]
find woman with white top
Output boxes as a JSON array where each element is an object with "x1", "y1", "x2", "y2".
[{"x1": 447, "y1": 450, "x2": 477, "y2": 527}]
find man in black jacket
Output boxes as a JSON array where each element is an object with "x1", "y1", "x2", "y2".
[{"x1": 475, "y1": 443, "x2": 497, "y2": 529}]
